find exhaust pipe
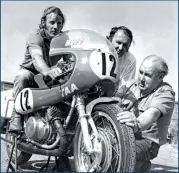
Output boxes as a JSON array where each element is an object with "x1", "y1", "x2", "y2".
[
  {"x1": 16, "y1": 119, "x2": 70, "y2": 157},
  {"x1": 17, "y1": 141, "x2": 67, "y2": 157}
]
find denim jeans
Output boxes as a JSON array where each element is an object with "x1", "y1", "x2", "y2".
[{"x1": 13, "y1": 68, "x2": 38, "y2": 98}]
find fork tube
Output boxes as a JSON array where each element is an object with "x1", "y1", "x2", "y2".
[
  {"x1": 88, "y1": 117, "x2": 98, "y2": 141},
  {"x1": 76, "y1": 95, "x2": 92, "y2": 152},
  {"x1": 65, "y1": 96, "x2": 76, "y2": 128}
]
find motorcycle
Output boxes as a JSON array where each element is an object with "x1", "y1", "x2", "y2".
[{"x1": 1, "y1": 29, "x2": 136, "y2": 172}]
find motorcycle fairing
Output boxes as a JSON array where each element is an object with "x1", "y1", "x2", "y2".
[
  {"x1": 15, "y1": 50, "x2": 98, "y2": 114},
  {"x1": 15, "y1": 29, "x2": 120, "y2": 114},
  {"x1": 50, "y1": 29, "x2": 120, "y2": 96}
]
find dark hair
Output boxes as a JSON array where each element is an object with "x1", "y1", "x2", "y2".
[
  {"x1": 39, "y1": 6, "x2": 65, "y2": 29},
  {"x1": 107, "y1": 26, "x2": 134, "y2": 45}
]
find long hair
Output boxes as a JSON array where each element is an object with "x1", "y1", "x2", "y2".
[{"x1": 39, "y1": 6, "x2": 65, "y2": 29}]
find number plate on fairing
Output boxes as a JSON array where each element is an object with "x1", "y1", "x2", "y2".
[
  {"x1": 89, "y1": 51, "x2": 118, "y2": 81},
  {"x1": 15, "y1": 88, "x2": 34, "y2": 114}
]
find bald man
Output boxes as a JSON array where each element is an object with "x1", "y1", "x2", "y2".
[{"x1": 115, "y1": 55, "x2": 175, "y2": 171}]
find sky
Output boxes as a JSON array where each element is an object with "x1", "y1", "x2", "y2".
[{"x1": 1, "y1": 1, "x2": 178, "y2": 100}]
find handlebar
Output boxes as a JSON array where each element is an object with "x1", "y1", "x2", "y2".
[
  {"x1": 34, "y1": 65, "x2": 74, "y2": 88},
  {"x1": 43, "y1": 75, "x2": 52, "y2": 83}
]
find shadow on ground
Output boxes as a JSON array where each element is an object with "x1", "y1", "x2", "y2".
[
  {"x1": 7, "y1": 159, "x2": 178, "y2": 172},
  {"x1": 11, "y1": 159, "x2": 75, "y2": 172},
  {"x1": 151, "y1": 164, "x2": 178, "y2": 172}
]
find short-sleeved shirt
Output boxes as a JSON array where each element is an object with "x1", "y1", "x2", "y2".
[
  {"x1": 117, "y1": 52, "x2": 136, "y2": 86},
  {"x1": 116, "y1": 79, "x2": 175, "y2": 146},
  {"x1": 20, "y1": 29, "x2": 51, "y2": 74}
]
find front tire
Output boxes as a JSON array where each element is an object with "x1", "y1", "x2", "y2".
[{"x1": 73, "y1": 103, "x2": 136, "y2": 172}]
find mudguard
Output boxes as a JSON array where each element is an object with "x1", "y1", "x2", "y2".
[
  {"x1": 1, "y1": 89, "x2": 14, "y2": 119},
  {"x1": 86, "y1": 97, "x2": 121, "y2": 115},
  {"x1": 1, "y1": 89, "x2": 14, "y2": 132}
]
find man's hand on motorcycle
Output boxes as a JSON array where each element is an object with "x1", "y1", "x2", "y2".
[
  {"x1": 117, "y1": 111, "x2": 138, "y2": 132},
  {"x1": 46, "y1": 68, "x2": 62, "y2": 80}
]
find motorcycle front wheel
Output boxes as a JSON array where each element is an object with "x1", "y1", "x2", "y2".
[{"x1": 74, "y1": 103, "x2": 136, "y2": 172}]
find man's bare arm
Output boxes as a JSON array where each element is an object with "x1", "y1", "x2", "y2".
[
  {"x1": 30, "y1": 48, "x2": 50, "y2": 75},
  {"x1": 137, "y1": 108, "x2": 161, "y2": 131},
  {"x1": 117, "y1": 107, "x2": 161, "y2": 132}
]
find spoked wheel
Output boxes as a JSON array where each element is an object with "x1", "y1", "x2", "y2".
[
  {"x1": 6, "y1": 123, "x2": 32, "y2": 165},
  {"x1": 74, "y1": 103, "x2": 136, "y2": 172}
]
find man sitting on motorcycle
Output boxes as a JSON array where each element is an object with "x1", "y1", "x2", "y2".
[
  {"x1": 115, "y1": 55, "x2": 175, "y2": 171},
  {"x1": 9, "y1": 6, "x2": 65, "y2": 133},
  {"x1": 9, "y1": 6, "x2": 73, "y2": 171}
]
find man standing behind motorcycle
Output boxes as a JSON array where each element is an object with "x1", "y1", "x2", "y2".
[
  {"x1": 115, "y1": 55, "x2": 175, "y2": 171},
  {"x1": 9, "y1": 6, "x2": 64, "y2": 133},
  {"x1": 107, "y1": 26, "x2": 136, "y2": 86}
]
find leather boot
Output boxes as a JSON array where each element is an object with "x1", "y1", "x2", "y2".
[{"x1": 9, "y1": 111, "x2": 22, "y2": 133}]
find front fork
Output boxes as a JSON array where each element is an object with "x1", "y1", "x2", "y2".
[{"x1": 75, "y1": 94, "x2": 99, "y2": 154}]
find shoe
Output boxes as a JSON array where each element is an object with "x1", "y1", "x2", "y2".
[{"x1": 9, "y1": 113, "x2": 22, "y2": 133}]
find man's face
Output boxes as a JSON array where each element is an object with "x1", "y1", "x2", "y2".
[
  {"x1": 45, "y1": 12, "x2": 63, "y2": 38},
  {"x1": 111, "y1": 29, "x2": 131, "y2": 57},
  {"x1": 138, "y1": 60, "x2": 162, "y2": 95}
]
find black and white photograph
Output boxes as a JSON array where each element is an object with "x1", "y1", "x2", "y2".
[{"x1": 1, "y1": 1, "x2": 178, "y2": 172}]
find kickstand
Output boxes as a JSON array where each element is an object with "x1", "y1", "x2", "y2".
[
  {"x1": 38, "y1": 156, "x2": 51, "y2": 172},
  {"x1": 6, "y1": 134, "x2": 23, "y2": 172}
]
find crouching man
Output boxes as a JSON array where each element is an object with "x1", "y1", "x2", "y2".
[{"x1": 115, "y1": 55, "x2": 175, "y2": 171}]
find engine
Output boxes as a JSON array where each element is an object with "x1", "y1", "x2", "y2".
[
  {"x1": 25, "y1": 104, "x2": 68, "y2": 144},
  {"x1": 25, "y1": 116, "x2": 52, "y2": 143}
]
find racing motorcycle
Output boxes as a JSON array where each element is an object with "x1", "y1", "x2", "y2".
[{"x1": 1, "y1": 29, "x2": 136, "y2": 172}]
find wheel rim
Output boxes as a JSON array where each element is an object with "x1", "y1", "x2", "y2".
[{"x1": 76, "y1": 111, "x2": 122, "y2": 172}]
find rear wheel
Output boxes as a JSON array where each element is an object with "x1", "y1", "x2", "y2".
[
  {"x1": 5, "y1": 123, "x2": 32, "y2": 165},
  {"x1": 74, "y1": 103, "x2": 136, "y2": 172}
]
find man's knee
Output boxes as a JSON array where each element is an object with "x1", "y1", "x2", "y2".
[
  {"x1": 13, "y1": 69, "x2": 35, "y2": 98},
  {"x1": 135, "y1": 139, "x2": 160, "y2": 172},
  {"x1": 136, "y1": 139, "x2": 159, "y2": 161}
]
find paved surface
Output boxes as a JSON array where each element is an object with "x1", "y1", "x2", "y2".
[
  {"x1": 1, "y1": 134, "x2": 178, "y2": 172},
  {"x1": 151, "y1": 144, "x2": 178, "y2": 172}
]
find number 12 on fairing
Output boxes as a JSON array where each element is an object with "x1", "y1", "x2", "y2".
[
  {"x1": 20, "y1": 90, "x2": 31, "y2": 111},
  {"x1": 101, "y1": 53, "x2": 117, "y2": 78}
]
